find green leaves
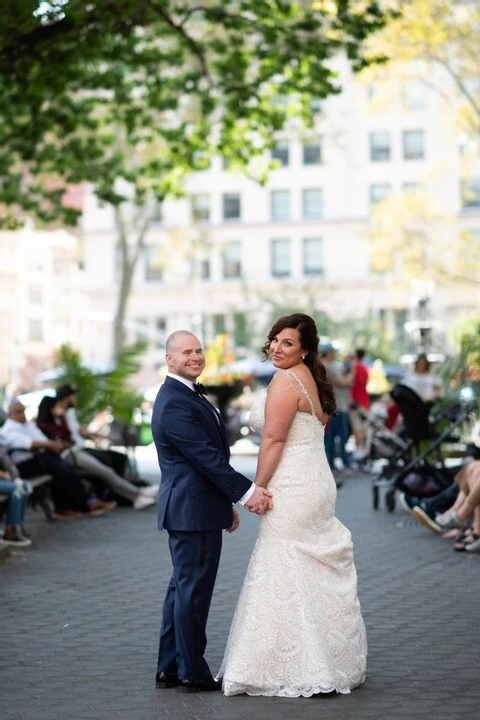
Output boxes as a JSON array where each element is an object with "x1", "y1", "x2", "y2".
[{"x1": 0, "y1": 1, "x2": 389, "y2": 228}]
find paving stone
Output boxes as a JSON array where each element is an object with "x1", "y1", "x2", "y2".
[{"x1": 1, "y1": 460, "x2": 479, "y2": 720}]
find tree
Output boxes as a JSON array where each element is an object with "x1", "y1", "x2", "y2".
[
  {"x1": 362, "y1": 0, "x2": 480, "y2": 288},
  {"x1": 0, "y1": 1, "x2": 388, "y2": 356}
]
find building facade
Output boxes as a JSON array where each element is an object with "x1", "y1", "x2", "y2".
[{"x1": 0, "y1": 227, "x2": 87, "y2": 392}]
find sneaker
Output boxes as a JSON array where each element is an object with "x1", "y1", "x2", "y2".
[
  {"x1": 2, "y1": 533, "x2": 32, "y2": 548},
  {"x1": 352, "y1": 448, "x2": 367, "y2": 461},
  {"x1": 436, "y1": 509, "x2": 471, "y2": 531},
  {"x1": 133, "y1": 493, "x2": 156, "y2": 510},
  {"x1": 399, "y1": 493, "x2": 420, "y2": 515},
  {"x1": 88, "y1": 500, "x2": 117, "y2": 517},
  {"x1": 140, "y1": 484, "x2": 159, "y2": 498},
  {"x1": 465, "y1": 532, "x2": 480, "y2": 553},
  {"x1": 411, "y1": 506, "x2": 443, "y2": 533}
]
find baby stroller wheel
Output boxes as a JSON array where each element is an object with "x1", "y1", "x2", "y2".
[
  {"x1": 385, "y1": 489, "x2": 396, "y2": 512},
  {"x1": 372, "y1": 485, "x2": 379, "y2": 510}
]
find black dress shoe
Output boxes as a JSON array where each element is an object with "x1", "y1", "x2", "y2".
[
  {"x1": 155, "y1": 671, "x2": 178, "y2": 689},
  {"x1": 177, "y1": 677, "x2": 222, "y2": 693}
]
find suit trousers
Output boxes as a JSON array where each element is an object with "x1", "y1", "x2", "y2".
[{"x1": 157, "y1": 529, "x2": 222, "y2": 680}]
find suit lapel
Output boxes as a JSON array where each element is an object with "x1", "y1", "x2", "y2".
[{"x1": 164, "y1": 377, "x2": 230, "y2": 456}]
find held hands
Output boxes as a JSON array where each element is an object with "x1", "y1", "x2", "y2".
[
  {"x1": 47, "y1": 439, "x2": 65, "y2": 454},
  {"x1": 245, "y1": 485, "x2": 273, "y2": 516}
]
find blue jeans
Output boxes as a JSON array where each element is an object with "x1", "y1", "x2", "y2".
[
  {"x1": 324, "y1": 411, "x2": 350, "y2": 469},
  {"x1": 421, "y1": 483, "x2": 459, "y2": 515},
  {"x1": 0, "y1": 479, "x2": 30, "y2": 527}
]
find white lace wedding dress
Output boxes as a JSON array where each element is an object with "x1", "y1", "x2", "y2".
[{"x1": 218, "y1": 370, "x2": 367, "y2": 697}]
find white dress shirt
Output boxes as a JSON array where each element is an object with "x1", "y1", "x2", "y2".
[
  {"x1": 166, "y1": 373, "x2": 255, "y2": 505},
  {"x1": 0, "y1": 418, "x2": 49, "y2": 465}
]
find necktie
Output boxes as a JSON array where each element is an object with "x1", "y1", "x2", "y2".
[{"x1": 194, "y1": 382, "x2": 207, "y2": 396}]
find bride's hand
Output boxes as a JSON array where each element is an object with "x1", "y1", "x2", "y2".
[{"x1": 226, "y1": 509, "x2": 240, "y2": 533}]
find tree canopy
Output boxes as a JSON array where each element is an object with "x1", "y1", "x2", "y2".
[
  {"x1": 362, "y1": 0, "x2": 480, "y2": 288},
  {"x1": 0, "y1": 1, "x2": 388, "y2": 227}
]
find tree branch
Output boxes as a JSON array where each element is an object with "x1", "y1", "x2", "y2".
[{"x1": 147, "y1": 1, "x2": 212, "y2": 86}]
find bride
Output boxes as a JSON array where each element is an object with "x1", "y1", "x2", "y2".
[{"x1": 218, "y1": 313, "x2": 367, "y2": 697}]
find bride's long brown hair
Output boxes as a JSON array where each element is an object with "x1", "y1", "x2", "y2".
[{"x1": 261, "y1": 313, "x2": 337, "y2": 417}]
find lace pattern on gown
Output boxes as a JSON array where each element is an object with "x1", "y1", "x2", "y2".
[{"x1": 218, "y1": 369, "x2": 367, "y2": 697}]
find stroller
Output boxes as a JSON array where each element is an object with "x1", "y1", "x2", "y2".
[
  {"x1": 354, "y1": 399, "x2": 411, "y2": 469},
  {"x1": 372, "y1": 384, "x2": 477, "y2": 512}
]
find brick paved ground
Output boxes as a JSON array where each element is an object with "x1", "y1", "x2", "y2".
[{"x1": 1, "y1": 453, "x2": 479, "y2": 720}]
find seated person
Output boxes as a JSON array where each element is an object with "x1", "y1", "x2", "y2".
[
  {"x1": 37, "y1": 396, "x2": 158, "y2": 510},
  {"x1": 54, "y1": 384, "x2": 138, "y2": 481},
  {"x1": 0, "y1": 400, "x2": 116, "y2": 520},
  {"x1": 0, "y1": 441, "x2": 31, "y2": 547},
  {"x1": 401, "y1": 458, "x2": 480, "y2": 553}
]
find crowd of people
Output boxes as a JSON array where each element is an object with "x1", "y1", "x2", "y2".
[{"x1": 0, "y1": 384, "x2": 159, "y2": 548}]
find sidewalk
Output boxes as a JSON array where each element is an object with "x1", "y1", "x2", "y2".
[{"x1": 1, "y1": 458, "x2": 479, "y2": 720}]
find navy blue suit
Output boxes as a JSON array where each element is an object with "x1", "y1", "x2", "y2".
[{"x1": 151, "y1": 376, "x2": 252, "y2": 680}]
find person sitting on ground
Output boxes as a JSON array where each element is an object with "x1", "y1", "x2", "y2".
[
  {"x1": 37, "y1": 396, "x2": 158, "y2": 510},
  {"x1": 0, "y1": 440, "x2": 32, "y2": 547},
  {"x1": 402, "y1": 353, "x2": 443, "y2": 404},
  {"x1": 0, "y1": 400, "x2": 116, "y2": 520}
]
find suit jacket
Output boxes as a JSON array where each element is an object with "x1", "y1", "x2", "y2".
[{"x1": 151, "y1": 376, "x2": 252, "y2": 532}]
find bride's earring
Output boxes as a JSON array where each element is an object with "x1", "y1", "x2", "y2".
[{"x1": 302, "y1": 355, "x2": 306, "y2": 360}]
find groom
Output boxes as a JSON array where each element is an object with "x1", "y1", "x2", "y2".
[{"x1": 152, "y1": 330, "x2": 272, "y2": 693}]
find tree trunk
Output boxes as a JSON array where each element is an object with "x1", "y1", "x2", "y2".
[{"x1": 112, "y1": 203, "x2": 155, "y2": 359}]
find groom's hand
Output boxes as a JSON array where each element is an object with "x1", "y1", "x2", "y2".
[
  {"x1": 226, "y1": 508, "x2": 240, "y2": 533},
  {"x1": 245, "y1": 485, "x2": 273, "y2": 515}
]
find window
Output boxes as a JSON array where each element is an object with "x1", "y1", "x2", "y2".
[
  {"x1": 145, "y1": 246, "x2": 163, "y2": 281},
  {"x1": 223, "y1": 193, "x2": 241, "y2": 221},
  {"x1": 403, "y1": 182, "x2": 424, "y2": 195},
  {"x1": 370, "y1": 132, "x2": 391, "y2": 161},
  {"x1": 222, "y1": 241, "x2": 242, "y2": 279},
  {"x1": 270, "y1": 190, "x2": 290, "y2": 221},
  {"x1": 135, "y1": 317, "x2": 148, "y2": 343},
  {"x1": 199, "y1": 258, "x2": 210, "y2": 280},
  {"x1": 155, "y1": 317, "x2": 166, "y2": 349},
  {"x1": 461, "y1": 179, "x2": 480, "y2": 208},
  {"x1": 191, "y1": 254, "x2": 210, "y2": 280},
  {"x1": 302, "y1": 188, "x2": 323, "y2": 219},
  {"x1": 370, "y1": 184, "x2": 391, "y2": 205},
  {"x1": 213, "y1": 314, "x2": 226, "y2": 335},
  {"x1": 191, "y1": 194, "x2": 210, "y2": 222},
  {"x1": 28, "y1": 286, "x2": 43, "y2": 304},
  {"x1": 403, "y1": 130, "x2": 425, "y2": 160},
  {"x1": 233, "y1": 312, "x2": 249, "y2": 347},
  {"x1": 403, "y1": 80, "x2": 426, "y2": 110},
  {"x1": 310, "y1": 97, "x2": 323, "y2": 114},
  {"x1": 270, "y1": 239, "x2": 291, "y2": 278},
  {"x1": 271, "y1": 141, "x2": 289, "y2": 167},
  {"x1": 303, "y1": 238, "x2": 324, "y2": 277},
  {"x1": 303, "y1": 142, "x2": 322, "y2": 165},
  {"x1": 28, "y1": 319, "x2": 43, "y2": 342}
]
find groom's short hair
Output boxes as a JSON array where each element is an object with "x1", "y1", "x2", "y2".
[{"x1": 165, "y1": 330, "x2": 198, "y2": 355}]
